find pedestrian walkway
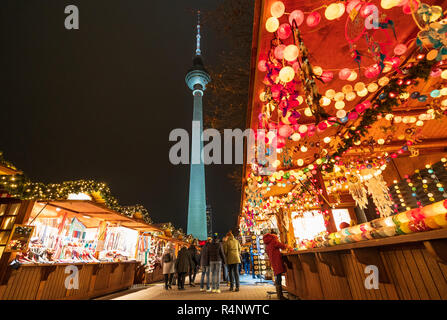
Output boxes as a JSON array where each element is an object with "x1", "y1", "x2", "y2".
[{"x1": 97, "y1": 274, "x2": 278, "y2": 300}]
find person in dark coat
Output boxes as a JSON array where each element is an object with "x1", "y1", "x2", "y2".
[
  {"x1": 175, "y1": 246, "x2": 193, "y2": 290},
  {"x1": 199, "y1": 237, "x2": 211, "y2": 291},
  {"x1": 187, "y1": 241, "x2": 199, "y2": 286},
  {"x1": 263, "y1": 229, "x2": 291, "y2": 300},
  {"x1": 241, "y1": 249, "x2": 251, "y2": 275},
  {"x1": 208, "y1": 233, "x2": 226, "y2": 293}
]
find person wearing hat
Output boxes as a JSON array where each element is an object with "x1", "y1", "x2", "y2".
[
  {"x1": 207, "y1": 233, "x2": 226, "y2": 293},
  {"x1": 263, "y1": 229, "x2": 292, "y2": 300},
  {"x1": 199, "y1": 237, "x2": 212, "y2": 292}
]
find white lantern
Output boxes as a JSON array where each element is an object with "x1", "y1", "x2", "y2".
[
  {"x1": 279, "y1": 66, "x2": 295, "y2": 82},
  {"x1": 284, "y1": 45, "x2": 299, "y2": 62},
  {"x1": 271, "y1": 1, "x2": 285, "y2": 18},
  {"x1": 266, "y1": 17, "x2": 279, "y2": 32}
]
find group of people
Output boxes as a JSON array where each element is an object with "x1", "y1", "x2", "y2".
[
  {"x1": 161, "y1": 229, "x2": 292, "y2": 299},
  {"x1": 161, "y1": 231, "x2": 243, "y2": 293}
]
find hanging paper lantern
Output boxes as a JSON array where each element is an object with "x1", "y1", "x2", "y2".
[
  {"x1": 345, "y1": 91, "x2": 356, "y2": 101},
  {"x1": 278, "y1": 124, "x2": 293, "y2": 137},
  {"x1": 258, "y1": 59, "x2": 268, "y2": 72},
  {"x1": 297, "y1": 159, "x2": 304, "y2": 166},
  {"x1": 289, "y1": 10, "x2": 304, "y2": 26},
  {"x1": 270, "y1": 1, "x2": 285, "y2": 18},
  {"x1": 357, "y1": 88, "x2": 368, "y2": 97},
  {"x1": 335, "y1": 101, "x2": 345, "y2": 110},
  {"x1": 364, "y1": 64, "x2": 381, "y2": 78},
  {"x1": 378, "y1": 76, "x2": 389, "y2": 86},
  {"x1": 306, "y1": 12, "x2": 321, "y2": 27},
  {"x1": 354, "y1": 82, "x2": 366, "y2": 91},
  {"x1": 360, "y1": 4, "x2": 377, "y2": 17},
  {"x1": 313, "y1": 66, "x2": 323, "y2": 76},
  {"x1": 304, "y1": 108, "x2": 313, "y2": 117},
  {"x1": 347, "y1": 70, "x2": 358, "y2": 81},
  {"x1": 298, "y1": 124, "x2": 308, "y2": 133},
  {"x1": 325, "y1": 89, "x2": 336, "y2": 99},
  {"x1": 441, "y1": 70, "x2": 447, "y2": 79},
  {"x1": 381, "y1": 0, "x2": 400, "y2": 10},
  {"x1": 325, "y1": 3, "x2": 345, "y2": 20},
  {"x1": 274, "y1": 44, "x2": 286, "y2": 60},
  {"x1": 279, "y1": 66, "x2": 295, "y2": 82},
  {"x1": 334, "y1": 92, "x2": 345, "y2": 101},
  {"x1": 291, "y1": 133, "x2": 301, "y2": 141},
  {"x1": 318, "y1": 122, "x2": 328, "y2": 131},
  {"x1": 348, "y1": 111, "x2": 359, "y2": 120},
  {"x1": 336, "y1": 109, "x2": 346, "y2": 118},
  {"x1": 431, "y1": 89, "x2": 441, "y2": 98},
  {"x1": 367, "y1": 83, "x2": 379, "y2": 92},
  {"x1": 300, "y1": 145, "x2": 308, "y2": 152},
  {"x1": 278, "y1": 23, "x2": 292, "y2": 40},
  {"x1": 283, "y1": 44, "x2": 299, "y2": 62},
  {"x1": 339, "y1": 68, "x2": 352, "y2": 80},
  {"x1": 266, "y1": 17, "x2": 280, "y2": 32},
  {"x1": 320, "y1": 71, "x2": 333, "y2": 83},
  {"x1": 342, "y1": 84, "x2": 353, "y2": 93},
  {"x1": 320, "y1": 96, "x2": 331, "y2": 106},
  {"x1": 394, "y1": 43, "x2": 407, "y2": 55}
]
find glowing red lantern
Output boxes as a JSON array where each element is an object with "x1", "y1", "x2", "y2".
[
  {"x1": 289, "y1": 10, "x2": 304, "y2": 26},
  {"x1": 278, "y1": 23, "x2": 292, "y2": 40},
  {"x1": 306, "y1": 12, "x2": 321, "y2": 27},
  {"x1": 339, "y1": 68, "x2": 351, "y2": 80},
  {"x1": 278, "y1": 124, "x2": 293, "y2": 138},
  {"x1": 274, "y1": 45, "x2": 286, "y2": 60},
  {"x1": 320, "y1": 70, "x2": 333, "y2": 83},
  {"x1": 258, "y1": 59, "x2": 268, "y2": 72}
]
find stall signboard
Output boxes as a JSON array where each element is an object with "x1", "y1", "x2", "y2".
[{"x1": 5, "y1": 224, "x2": 35, "y2": 252}]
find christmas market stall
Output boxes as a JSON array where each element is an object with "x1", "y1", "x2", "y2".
[
  {"x1": 0, "y1": 161, "x2": 189, "y2": 299},
  {"x1": 239, "y1": 0, "x2": 447, "y2": 300}
]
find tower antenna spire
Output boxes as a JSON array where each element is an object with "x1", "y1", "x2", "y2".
[{"x1": 196, "y1": 10, "x2": 201, "y2": 56}]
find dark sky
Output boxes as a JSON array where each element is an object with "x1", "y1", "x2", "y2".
[{"x1": 0, "y1": 1, "x2": 241, "y2": 236}]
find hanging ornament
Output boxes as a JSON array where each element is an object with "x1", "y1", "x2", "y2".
[
  {"x1": 347, "y1": 174, "x2": 368, "y2": 210},
  {"x1": 364, "y1": 171, "x2": 394, "y2": 217}
]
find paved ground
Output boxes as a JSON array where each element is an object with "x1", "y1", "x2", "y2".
[{"x1": 98, "y1": 274, "x2": 279, "y2": 300}]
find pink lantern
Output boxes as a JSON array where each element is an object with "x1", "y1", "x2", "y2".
[
  {"x1": 347, "y1": 0, "x2": 362, "y2": 14},
  {"x1": 278, "y1": 124, "x2": 293, "y2": 137},
  {"x1": 348, "y1": 111, "x2": 359, "y2": 120},
  {"x1": 394, "y1": 44, "x2": 407, "y2": 55},
  {"x1": 258, "y1": 59, "x2": 268, "y2": 72},
  {"x1": 292, "y1": 61, "x2": 300, "y2": 73},
  {"x1": 360, "y1": 4, "x2": 377, "y2": 18},
  {"x1": 321, "y1": 70, "x2": 334, "y2": 83},
  {"x1": 403, "y1": 0, "x2": 419, "y2": 14},
  {"x1": 430, "y1": 68, "x2": 442, "y2": 77},
  {"x1": 273, "y1": 136, "x2": 286, "y2": 148},
  {"x1": 278, "y1": 23, "x2": 292, "y2": 40},
  {"x1": 306, "y1": 12, "x2": 321, "y2": 27},
  {"x1": 364, "y1": 64, "x2": 380, "y2": 78},
  {"x1": 387, "y1": 57, "x2": 401, "y2": 68},
  {"x1": 274, "y1": 44, "x2": 286, "y2": 60},
  {"x1": 355, "y1": 103, "x2": 366, "y2": 113},
  {"x1": 289, "y1": 10, "x2": 304, "y2": 26},
  {"x1": 339, "y1": 68, "x2": 352, "y2": 80}
]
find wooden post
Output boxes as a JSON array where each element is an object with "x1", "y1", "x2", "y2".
[
  {"x1": 95, "y1": 221, "x2": 108, "y2": 259},
  {"x1": 314, "y1": 170, "x2": 337, "y2": 233}
]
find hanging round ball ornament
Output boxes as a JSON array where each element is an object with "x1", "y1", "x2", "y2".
[
  {"x1": 339, "y1": 68, "x2": 352, "y2": 80},
  {"x1": 274, "y1": 44, "x2": 286, "y2": 60},
  {"x1": 307, "y1": 11, "x2": 321, "y2": 27},
  {"x1": 266, "y1": 16, "x2": 279, "y2": 32},
  {"x1": 289, "y1": 10, "x2": 304, "y2": 26},
  {"x1": 278, "y1": 23, "x2": 292, "y2": 40},
  {"x1": 325, "y1": 3, "x2": 345, "y2": 20},
  {"x1": 284, "y1": 44, "x2": 299, "y2": 62},
  {"x1": 321, "y1": 71, "x2": 334, "y2": 83},
  {"x1": 271, "y1": 1, "x2": 285, "y2": 18}
]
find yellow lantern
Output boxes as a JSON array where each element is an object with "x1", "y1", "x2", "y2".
[
  {"x1": 441, "y1": 70, "x2": 447, "y2": 80},
  {"x1": 313, "y1": 66, "x2": 323, "y2": 76},
  {"x1": 284, "y1": 45, "x2": 299, "y2": 62},
  {"x1": 357, "y1": 88, "x2": 368, "y2": 97},
  {"x1": 335, "y1": 101, "x2": 345, "y2": 110},
  {"x1": 347, "y1": 70, "x2": 357, "y2": 81},
  {"x1": 325, "y1": 89, "x2": 336, "y2": 99},
  {"x1": 381, "y1": 0, "x2": 400, "y2": 10},
  {"x1": 378, "y1": 76, "x2": 390, "y2": 86},
  {"x1": 325, "y1": 3, "x2": 345, "y2": 20},
  {"x1": 304, "y1": 107, "x2": 313, "y2": 117},
  {"x1": 279, "y1": 66, "x2": 295, "y2": 82},
  {"x1": 354, "y1": 82, "x2": 365, "y2": 91},
  {"x1": 334, "y1": 92, "x2": 345, "y2": 101},
  {"x1": 367, "y1": 82, "x2": 378, "y2": 92},
  {"x1": 345, "y1": 91, "x2": 356, "y2": 101},
  {"x1": 271, "y1": 1, "x2": 285, "y2": 18},
  {"x1": 342, "y1": 84, "x2": 353, "y2": 93},
  {"x1": 266, "y1": 17, "x2": 279, "y2": 32}
]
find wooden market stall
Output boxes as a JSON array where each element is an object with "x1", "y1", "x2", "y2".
[{"x1": 239, "y1": 0, "x2": 447, "y2": 299}]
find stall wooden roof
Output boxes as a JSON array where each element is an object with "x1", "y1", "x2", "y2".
[{"x1": 31, "y1": 200, "x2": 164, "y2": 232}]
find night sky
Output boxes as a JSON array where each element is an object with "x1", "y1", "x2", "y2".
[{"x1": 0, "y1": 1, "x2": 242, "y2": 236}]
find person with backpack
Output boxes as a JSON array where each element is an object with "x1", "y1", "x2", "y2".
[
  {"x1": 199, "y1": 237, "x2": 211, "y2": 292},
  {"x1": 223, "y1": 231, "x2": 241, "y2": 292},
  {"x1": 175, "y1": 245, "x2": 193, "y2": 290},
  {"x1": 187, "y1": 240, "x2": 199, "y2": 287},
  {"x1": 208, "y1": 233, "x2": 226, "y2": 293},
  {"x1": 161, "y1": 242, "x2": 176, "y2": 290}
]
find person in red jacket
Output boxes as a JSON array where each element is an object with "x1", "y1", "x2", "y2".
[{"x1": 263, "y1": 229, "x2": 292, "y2": 300}]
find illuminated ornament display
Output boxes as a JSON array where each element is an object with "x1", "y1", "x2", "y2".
[
  {"x1": 325, "y1": 3, "x2": 345, "y2": 20},
  {"x1": 289, "y1": 10, "x2": 304, "y2": 26},
  {"x1": 306, "y1": 11, "x2": 321, "y2": 27},
  {"x1": 270, "y1": 1, "x2": 285, "y2": 18},
  {"x1": 284, "y1": 44, "x2": 299, "y2": 61},
  {"x1": 339, "y1": 68, "x2": 352, "y2": 80},
  {"x1": 266, "y1": 16, "x2": 279, "y2": 32},
  {"x1": 279, "y1": 66, "x2": 295, "y2": 82}
]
